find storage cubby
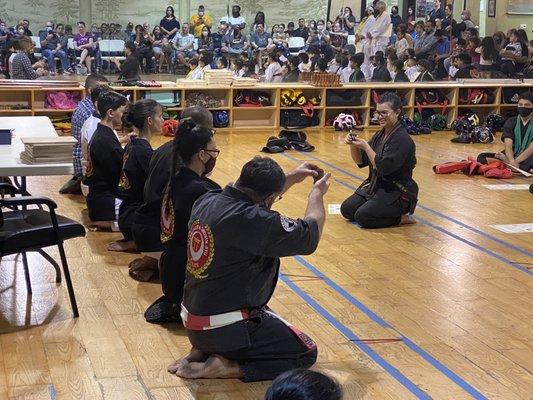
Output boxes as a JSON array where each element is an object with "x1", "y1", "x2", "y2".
[
  {"x1": 232, "y1": 88, "x2": 277, "y2": 108},
  {"x1": 185, "y1": 89, "x2": 231, "y2": 109},
  {"x1": 371, "y1": 88, "x2": 412, "y2": 107},
  {"x1": 325, "y1": 88, "x2": 367, "y2": 107},
  {"x1": 280, "y1": 88, "x2": 324, "y2": 108},
  {"x1": 32, "y1": 89, "x2": 83, "y2": 112},
  {"x1": 0, "y1": 89, "x2": 32, "y2": 114},
  {"x1": 233, "y1": 108, "x2": 276, "y2": 129},
  {"x1": 458, "y1": 87, "x2": 499, "y2": 107},
  {"x1": 324, "y1": 108, "x2": 366, "y2": 127},
  {"x1": 457, "y1": 106, "x2": 500, "y2": 125},
  {"x1": 141, "y1": 89, "x2": 182, "y2": 109},
  {"x1": 500, "y1": 86, "x2": 525, "y2": 105}
]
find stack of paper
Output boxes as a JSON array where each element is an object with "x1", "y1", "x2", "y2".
[
  {"x1": 203, "y1": 70, "x2": 234, "y2": 85},
  {"x1": 20, "y1": 136, "x2": 77, "y2": 164},
  {"x1": 233, "y1": 77, "x2": 258, "y2": 87},
  {"x1": 176, "y1": 79, "x2": 208, "y2": 86}
]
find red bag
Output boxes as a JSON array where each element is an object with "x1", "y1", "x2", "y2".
[{"x1": 162, "y1": 119, "x2": 178, "y2": 137}]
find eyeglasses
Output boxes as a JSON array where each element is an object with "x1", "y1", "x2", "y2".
[
  {"x1": 204, "y1": 148, "x2": 220, "y2": 157},
  {"x1": 374, "y1": 111, "x2": 391, "y2": 117}
]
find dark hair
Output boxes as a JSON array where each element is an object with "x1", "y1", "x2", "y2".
[
  {"x1": 468, "y1": 36, "x2": 481, "y2": 47},
  {"x1": 166, "y1": 6, "x2": 175, "y2": 18},
  {"x1": 254, "y1": 11, "x2": 265, "y2": 25},
  {"x1": 317, "y1": 58, "x2": 328, "y2": 72},
  {"x1": 233, "y1": 59, "x2": 244, "y2": 70},
  {"x1": 445, "y1": 3, "x2": 453, "y2": 11},
  {"x1": 189, "y1": 58, "x2": 199, "y2": 67},
  {"x1": 456, "y1": 38, "x2": 466, "y2": 47},
  {"x1": 351, "y1": 52, "x2": 365, "y2": 68},
  {"x1": 264, "y1": 369, "x2": 342, "y2": 400},
  {"x1": 200, "y1": 54, "x2": 212, "y2": 66},
  {"x1": 394, "y1": 59, "x2": 405, "y2": 72},
  {"x1": 374, "y1": 51, "x2": 385, "y2": 65},
  {"x1": 218, "y1": 56, "x2": 228, "y2": 68},
  {"x1": 97, "y1": 91, "x2": 128, "y2": 119},
  {"x1": 377, "y1": 92, "x2": 402, "y2": 112},
  {"x1": 519, "y1": 92, "x2": 533, "y2": 103},
  {"x1": 125, "y1": 41, "x2": 136, "y2": 53},
  {"x1": 344, "y1": 6, "x2": 353, "y2": 16},
  {"x1": 516, "y1": 28, "x2": 529, "y2": 44},
  {"x1": 299, "y1": 53, "x2": 309, "y2": 63},
  {"x1": 288, "y1": 22, "x2": 295, "y2": 28},
  {"x1": 236, "y1": 156, "x2": 286, "y2": 197},
  {"x1": 181, "y1": 106, "x2": 214, "y2": 129},
  {"x1": 90, "y1": 85, "x2": 110, "y2": 104},
  {"x1": 417, "y1": 58, "x2": 430, "y2": 70},
  {"x1": 77, "y1": 21, "x2": 86, "y2": 27},
  {"x1": 286, "y1": 55, "x2": 298, "y2": 70},
  {"x1": 456, "y1": 52, "x2": 472, "y2": 65},
  {"x1": 85, "y1": 73, "x2": 108, "y2": 91},
  {"x1": 171, "y1": 118, "x2": 214, "y2": 176},
  {"x1": 11, "y1": 39, "x2": 21, "y2": 51},
  {"x1": 480, "y1": 36, "x2": 497, "y2": 61},
  {"x1": 122, "y1": 99, "x2": 161, "y2": 131},
  {"x1": 466, "y1": 27, "x2": 478, "y2": 37}
]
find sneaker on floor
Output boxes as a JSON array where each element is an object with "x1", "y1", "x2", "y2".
[
  {"x1": 59, "y1": 175, "x2": 82, "y2": 194},
  {"x1": 144, "y1": 296, "x2": 183, "y2": 324}
]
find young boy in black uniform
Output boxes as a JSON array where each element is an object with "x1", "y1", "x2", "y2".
[
  {"x1": 107, "y1": 99, "x2": 163, "y2": 252},
  {"x1": 128, "y1": 107, "x2": 214, "y2": 281},
  {"x1": 84, "y1": 91, "x2": 128, "y2": 229},
  {"x1": 168, "y1": 157, "x2": 331, "y2": 382}
]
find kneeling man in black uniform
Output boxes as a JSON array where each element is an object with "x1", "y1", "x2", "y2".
[{"x1": 168, "y1": 156, "x2": 331, "y2": 381}]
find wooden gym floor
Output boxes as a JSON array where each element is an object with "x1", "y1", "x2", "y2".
[{"x1": 0, "y1": 128, "x2": 532, "y2": 400}]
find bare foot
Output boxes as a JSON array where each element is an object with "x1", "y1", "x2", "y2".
[
  {"x1": 400, "y1": 214, "x2": 417, "y2": 225},
  {"x1": 89, "y1": 221, "x2": 115, "y2": 231},
  {"x1": 107, "y1": 239, "x2": 137, "y2": 252},
  {"x1": 168, "y1": 348, "x2": 207, "y2": 374},
  {"x1": 128, "y1": 256, "x2": 159, "y2": 281},
  {"x1": 175, "y1": 354, "x2": 243, "y2": 379}
]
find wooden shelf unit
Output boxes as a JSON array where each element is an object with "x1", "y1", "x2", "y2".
[{"x1": 0, "y1": 81, "x2": 531, "y2": 130}]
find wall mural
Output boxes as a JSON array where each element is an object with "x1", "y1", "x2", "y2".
[{"x1": 0, "y1": 0, "x2": 328, "y2": 32}]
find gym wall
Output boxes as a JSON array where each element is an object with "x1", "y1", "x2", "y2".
[{"x1": 0, "y1": 0, "x2": 328, "y2": 31}]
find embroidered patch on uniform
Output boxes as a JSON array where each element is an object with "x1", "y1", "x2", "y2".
[
  {"x1": 187, "y1": 220, "x2": 214, "y2": 279},
  {"x1": 280, "y1": 216, "x2": 296, "y2": 232},
  {"x1": 118, "y1": 152, "x2": 130, "y2": 190},
  {"x1": 160, "y1": 186, "x2": 174, "y2": 243}
]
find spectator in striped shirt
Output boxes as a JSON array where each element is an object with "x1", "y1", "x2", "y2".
[
  {"x1": 10, "y1": 37, "x2": 46, "y2": 80},
  {"x1": 59, "y1": 74, "x2": 109, "y2": 195}
]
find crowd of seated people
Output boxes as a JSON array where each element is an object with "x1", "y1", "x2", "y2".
[{"x1": 1, "y1": 2, "x2": 532, "y2": 81}]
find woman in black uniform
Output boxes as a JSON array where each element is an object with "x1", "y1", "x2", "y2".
[
  {"x1": 341, "y1": 92, "x2": 418, "y2": 228},
  {"x1": 84, "y1": 91, "x2": 129, "y2": 229},
  {"x1": 108, "y1": 99, "x2": 163, "y2": 252},
  {"x1": 144, "y1": 119, "x2": 221, "y2": 323}
]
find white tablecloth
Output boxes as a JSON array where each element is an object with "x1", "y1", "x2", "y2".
[{"x1": 0, "y1": 116, "x2": 73, "y2": 177}]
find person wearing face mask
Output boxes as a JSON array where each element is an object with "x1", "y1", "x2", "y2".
[
  {"x1": 367, "y1": 2, "x2": 392, "y2": 63},
  {"x1": 40, "y1": 22, "x2": 70, "y2": 75},
  {"x1": 220, "y1": 5, "x2": 246, "y2": 33},
  {"x1": 342, "y1": 92, "x2": 418, "y2": 228},
  {"x1": 168, "y1": 157, "x2": 330, "y2": 381},
  {"x1": 477, "y1": 92, "x2": 533, "y2": 173},
  {"x1": 191, "y1": 5, "x2": 213, "y2": 39},
  {"x1": 144, "y1": 118, "x2": 221, "y2": 322},
  {"x1": 390, "y1": 6, "x2": 402, "y2": 31}
]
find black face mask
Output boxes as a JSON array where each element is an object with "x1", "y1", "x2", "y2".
[
  {"x1": 202, "y1": 154, "x2": 216, "y2": 177},
  {"x1": 517, "y1": 107, "x2": 533, "y2": 118}
]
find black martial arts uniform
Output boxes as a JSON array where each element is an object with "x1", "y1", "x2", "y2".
[
  {"x1": 84, "y1": 123, "x2": 123, "y2": 221},
  {"x1": 341, "y1": 122, "x2": 418, "y2": 228},
  {"x1": 117, "y1": 137, "x2": 153, "y2": 241},
  {"x1": 477, "y1": 115, "x2": 533, "y2": 172},
  {"x1": 159, "y1": 168, "x2": 220, "y2": 307},
  {"x1": 182, "y1": 185, "x2": 320, "y2": 382},
  {"x1": 131, "y1": 141, "x2": 172, "y2": 252}
]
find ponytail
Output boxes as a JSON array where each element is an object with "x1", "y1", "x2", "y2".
[
  {"x1": 121, "y1": 99, "x2": 161, "y2": 131},
  {"x1": 161, "y1": 118, "x2": 214, "y2": 243}
]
